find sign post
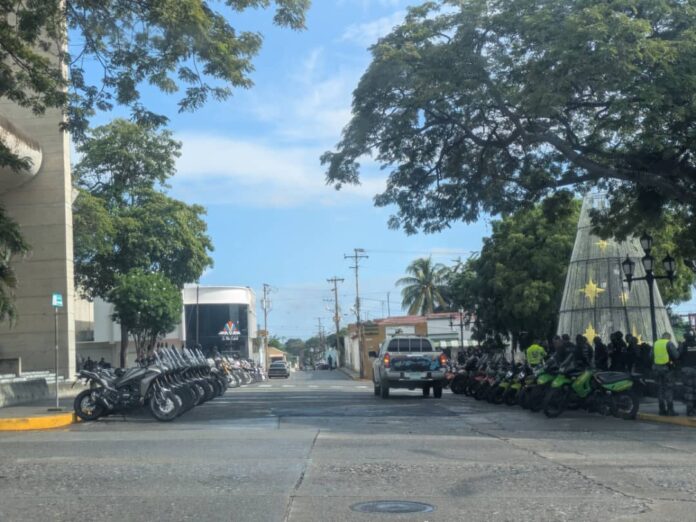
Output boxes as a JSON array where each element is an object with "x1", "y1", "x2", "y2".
[{"x1": 49, "y1": 293, "x2": 63, "y2": 411}]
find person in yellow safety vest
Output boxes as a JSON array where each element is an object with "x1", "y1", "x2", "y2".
[
  {"x1": 526, "y1": 340, "x2": 547, "y2": 367},
  {"x1": 650, "y1": 332, "x2": 680, "y2": 416}
]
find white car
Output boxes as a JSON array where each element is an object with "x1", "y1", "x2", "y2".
[{"x1": 369, "y1": 335, "x2": 448, "y2": 398}]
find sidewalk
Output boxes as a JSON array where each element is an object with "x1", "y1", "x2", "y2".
[
  {"x1": 638, "y1": 397, "x2": 696, "y2": 428},
  {"x1": 0, "y1": 398, "x2": 78, "y2": 431},
  {"x1": 338, "y1": 366, "x2": 364, "y2": 381}
]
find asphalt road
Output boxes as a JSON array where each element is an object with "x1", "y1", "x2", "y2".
[{"x1": 1, "y1": 369, "x2": 696, "y2": 521}]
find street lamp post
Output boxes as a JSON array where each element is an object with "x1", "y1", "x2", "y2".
[
  {"x1": 621, "y1": 232, "x2": 677, "y2": 343},
  {"x1": 449, "y1": 307, "x2": 465, "y2": 353}
]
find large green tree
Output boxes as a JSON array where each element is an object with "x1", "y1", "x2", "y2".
[
  {"x1": 0, "y1": 211, "x2": 29, "y2": 323},
  {"x1": 450, "y1": 193, "x2": 581, "y2": 345},
  {"x1": 73, "y1": 120, "x2": 213, "y2": 366},
  {"x1": 109, "y1": 270, "x2": 183, "y2": 361},
  {"x1": 323, "y1": 0, "x2": 696, "y2": 266},
  {"x1": 0, "y1": 0, "x2": 310, "y2": 145},
  {"x1": 396, "y1": 257, "x2": 449, "y2": 315}
]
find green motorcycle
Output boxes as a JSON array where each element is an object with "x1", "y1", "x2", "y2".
[
  {"x1": 520, "y1": 356, "x2": 560, "y2": 412},
  {"x1": 543, "y1": 357, "x2": 640, "y2": 419}
]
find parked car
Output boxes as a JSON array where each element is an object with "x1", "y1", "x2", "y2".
[
  {"x1": 268, "y1": 361, "x2": 290, "y2": 379},
  {"x1": 370, "y1": 335, "x2": 448, "y2": 398}
]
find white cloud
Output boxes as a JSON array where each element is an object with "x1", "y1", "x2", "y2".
[
  {"x1": 341, "y1": 10, "x2": 406, "y2": 47},
  {"x1": 245, "y1": 48, "x2": 358, "y2": 143},
  {"x1": 173, "y1": 133, "x2": 385, "y2": 208}
]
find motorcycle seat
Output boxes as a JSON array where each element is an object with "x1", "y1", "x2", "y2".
[{"x1": 595, "y1": 371, "x2": 630, "y2": 384}]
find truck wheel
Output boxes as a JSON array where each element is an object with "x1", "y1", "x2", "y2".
[
  {"x1": 422, "y1": 386, "x2": 430, "y2": 397},
  {"x1": 373, "y1": 382, "x2": 380, "y2": 396},
  {"x1": 433, "y1": 384, "x2": 443, "y2": 399},
  {"x1": 380, "y1": 381, "x2": 390, "y2": 398}
]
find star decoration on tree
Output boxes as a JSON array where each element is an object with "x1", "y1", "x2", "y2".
[
  {"x1": 583, "y1": 322, "x2": 598, "y2": 342},
  {"x1": 579, "y1": 278, "x2": 605, "y2": 305},
  {"x1": 631, "y1": 325, "x2": 644, "y2": 345},
  {"x1": 619, "y1": 291, "x2": 630, "y2": 305},
  {"x1": 595, "y1": 239, "x2": 610, "y2": 253}
]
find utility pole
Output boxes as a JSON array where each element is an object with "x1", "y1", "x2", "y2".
[
  {"x1": 328, "y1": 277, "x2": 344, "y2": 366},
  {"x1": 261, "y1": 284, "x2": 271, "y2": 369},
  {"x1": 195, "y1": 284, "x2": 200, "y2": 347},
  {"x1": 316, "y1": 317, "x2": 325, "y2": 364},
  {"x1": 345, "y1": 248, "x2": 368, "y2": 378},
  {"x1": 387, "y1": 292, "x2": 391, "y2": 317}
]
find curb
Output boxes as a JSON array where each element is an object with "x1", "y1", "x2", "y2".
[
  {"x1": 0, "y1": 412, "x2": 77, "y2": 431},
  {"x1": 338, "y1": 367, "x2": 364, "y2": 381},
  {"x1": 637, "y1": 412, "x2": 696, "y2": 428}
]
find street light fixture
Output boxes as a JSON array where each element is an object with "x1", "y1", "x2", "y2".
[{"x1": 620, "y1": 232, "x2": 676, "y2": 343}]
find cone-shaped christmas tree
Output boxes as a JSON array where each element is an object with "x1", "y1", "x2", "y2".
[{"x1": 557, "y1": 194, "x2": 674, "y2": 344}]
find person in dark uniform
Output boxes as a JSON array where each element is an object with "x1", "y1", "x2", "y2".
[
  {"x1": 608, "y1": 331, "x2": 628, "y2": 371},
  {"x1": 593, "y1": 336, "x2": 609, "y2": 370},
  {"x1": 650, "y1": 332, "x2": 680, "y2": 416},
  {"x1": 679, "y1": 330, "x2": 696, "y2": 417}
]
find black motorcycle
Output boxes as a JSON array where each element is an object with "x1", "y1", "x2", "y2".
[{"x1": 73, "y1": 359, "x2": 179, "y2": 422}]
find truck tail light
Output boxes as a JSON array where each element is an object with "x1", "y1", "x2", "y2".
[
  {"x1": 439, "y1": 353, "x2": 448, "y2": 367},
  {"x1": 383, "y1": 352, "x2": 390, "y2": 368}
]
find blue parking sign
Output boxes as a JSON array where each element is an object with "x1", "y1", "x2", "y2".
[{"x1": 51, "y1": 293, "x2": 63, "y2": 308}]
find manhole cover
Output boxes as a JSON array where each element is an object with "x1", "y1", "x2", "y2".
[{"x1": 350, "y1": 501, "x2": 435, "y2": 514}]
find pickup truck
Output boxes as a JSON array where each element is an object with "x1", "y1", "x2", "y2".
[{"x1": 369, "y1": 335, "x2": 448, "y2": 398}]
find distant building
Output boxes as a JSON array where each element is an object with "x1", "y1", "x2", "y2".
[
  {"x1": 342, "y1": 313, "x2": 475, "y2": 380},
  {"x1": 76, "y1": 285, "x2": 258, "y2": 366}
]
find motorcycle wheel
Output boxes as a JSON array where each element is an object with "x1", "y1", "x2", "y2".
[
  {"x1": 611, "y1": 390, "x2": 639, "y2": 420},
  {"x1": 149, "y1": 390, "x2": 179, "y2": 422},
  {"x1": 503, "y1": 388, "x2": 518, "y2": 406},
  {"x1": 73, "y1": 390, "x2": 104, "y2": 421},
  {"x1": 490, "y1": 386, "x2": 505, "y2": 405},
  {"x1": 543, "y1": 387, "x2": 568, "y2": 418},
  {"x1": 474, "y1": 382, "x2": 488, "y2": 401},
  {"x1": 528, "y1": 386, "x2": 546, "y2": 412},
  {"x1": 450, "y1": 377, "x2": 465, "y2": 395},
  {"x1": 200, "y1": 380, "x2": 215, "y2": 402}
]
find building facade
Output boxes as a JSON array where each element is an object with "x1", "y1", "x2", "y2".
[
  {"x1": 76, "y1": 286, "x2": 259, "y2": 366},
  {"x1": 0, "y1": 83, "x2": 76, "y2": 376}
]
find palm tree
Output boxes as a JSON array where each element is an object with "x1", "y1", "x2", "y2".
[
  {"x1": 0, "y1": 209, "x2": 29, "y2": 323},
  {"x1": 396, "y1": 257, "x2": 449, "y2": 315}
]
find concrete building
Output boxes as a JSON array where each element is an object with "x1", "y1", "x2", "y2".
[
  {"x1": 76, "y1": 286, "x2": 259, "y2": 367},
  {"x1": 0, "y1": 84, "x2": 76, "y2": 376}
]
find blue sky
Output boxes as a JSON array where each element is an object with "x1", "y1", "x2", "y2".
[
  {"x1": 131, "y1": 0, "x2": 489, "y2": 340},
  {"x1": 75, "y1": 0, "x2": 694, "y2": 339}
]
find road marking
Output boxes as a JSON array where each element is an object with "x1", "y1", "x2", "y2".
[
  {"x1": 281, "y1": 385, "x2": 296, "y2": 388},
  {"x1": 259, "y1": 384, "x2": 272, "y2": 388},
  {"x1": 357, "y1": 385, "x2": 368, "y2": 389},
  {"x1": 330, "y1": 385, "x2": 345, "y2": 389},
  {"x1": 308, "y1": 385, "x2": 318, "y2": 388}
]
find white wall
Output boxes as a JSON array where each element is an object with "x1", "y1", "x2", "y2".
[{"x1": 343, "y1": 334, "x2": 360, "y2": 373}]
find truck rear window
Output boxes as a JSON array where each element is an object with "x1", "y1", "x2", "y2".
[{"x1": 387, "y1": 338, "x2": 434, "y2": 352}]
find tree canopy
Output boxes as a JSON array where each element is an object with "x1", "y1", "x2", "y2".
[
  {"x1": 450, "y1": 193, "x2": 581, "y2": 343},
  {"x1": 109, "y1": 269, "x2": 183, "y2": 360},
  {"x1": 0, "y1": 211, "x2": 29, "y2": 323},
  {"x1": 72, "y1": 120, "x2": 213, "y2": 365},
  {"x1": 323, "y1": 0, "x2": 696, "y2": 263},
  {"x1": 396, "y1": 257, "x2": 449, "y2": 315},
  {"x1": 73, "y1": 120, "x2": 213, "y2": 301},
  {"x1": 0, "y1": 0, "x2": 310, "y2": 146}
]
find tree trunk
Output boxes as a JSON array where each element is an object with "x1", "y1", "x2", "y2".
[{"x1": 120, "y1": 323, "x2": 129, "y2": 368}]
